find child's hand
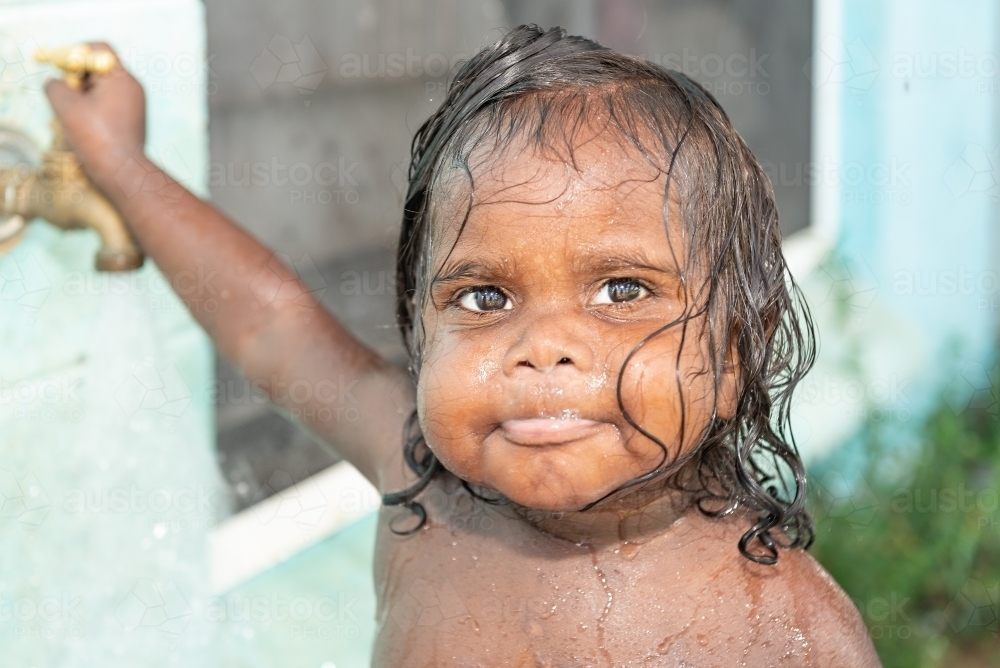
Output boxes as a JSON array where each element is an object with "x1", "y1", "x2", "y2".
[{"x1": 43, "y1": 42, "x2": 146, "y2": 196}]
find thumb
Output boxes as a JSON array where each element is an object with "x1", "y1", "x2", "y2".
[{"x1": 44, "y1": 77, "x2": 79, "y2": 116}]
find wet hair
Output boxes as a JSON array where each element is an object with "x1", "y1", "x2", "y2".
[{"x1": 382, "y1": 25, "x2": 817, "y2": 565}]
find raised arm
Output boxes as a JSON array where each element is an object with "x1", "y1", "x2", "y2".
[{"x1": 44, "y1": 44, "x2": 413, "y2": 490}]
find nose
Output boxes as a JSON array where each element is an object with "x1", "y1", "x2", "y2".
[{"x1": 502, "y1": 311, "x2": 595, "y2": 375}]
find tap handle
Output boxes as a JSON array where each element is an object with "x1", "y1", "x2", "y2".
[{"x1": 35, "y1": 44, "x2": 117, "y2": 89}]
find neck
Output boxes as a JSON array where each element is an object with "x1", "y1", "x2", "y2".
[{"x1": 508, "y1": 480, "x2": 695, "y2": 546}]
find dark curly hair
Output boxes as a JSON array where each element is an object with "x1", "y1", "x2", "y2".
[{"x1": 382, "y1": 24, "x2": 817, "y2": 565}]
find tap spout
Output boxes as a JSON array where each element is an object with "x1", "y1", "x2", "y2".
[{"x1": 0, "y1": 149, "x2": 143, "y2": 271}]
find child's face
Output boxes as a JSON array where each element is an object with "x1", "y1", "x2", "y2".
[{"x1": 417, "y1": 130, "x2": 737, "y2": 512}]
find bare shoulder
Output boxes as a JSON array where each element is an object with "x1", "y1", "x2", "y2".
[
  {"x1": 774, "y1": 548, "x2": 882, "y2": 666},
  {"x1": 702, "y1": 517, "x2": 883, "y2": 667}
]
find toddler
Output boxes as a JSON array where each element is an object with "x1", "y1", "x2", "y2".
[{"x1": 46, "y1": 25, "x2": 881, "y2": 667}]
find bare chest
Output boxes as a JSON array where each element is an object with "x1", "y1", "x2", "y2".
[{"x1": 368, "y1": 488, "x2": 814, "y2": 668}]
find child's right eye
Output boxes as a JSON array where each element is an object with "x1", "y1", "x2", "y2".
[{"x1": 457, "y1": 286, "x2": 512, "y2": 312}]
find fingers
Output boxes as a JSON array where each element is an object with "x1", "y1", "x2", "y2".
[
  {"x1": 86, "y1": 41, "x2": 120, "y2": 65},
  {"x1": 86, "y1": 41, "x2": 118, "y2": 59},
  {"x1": 43, "y1": 77, "x2": 79, "y2": 114},
  {"x1": 74, "y1": 42, "x2": 131, "y2": 95},
  {"x1": 84, "y1": 41, "x2": 138, "y2": 90},
  {"x1": 78, "y1": 41, "x2": 127, "y2": 84}
]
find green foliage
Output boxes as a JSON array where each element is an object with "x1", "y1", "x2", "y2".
[{"x1": 810, "y1": 400, "x2": 1000, "y2": 668}]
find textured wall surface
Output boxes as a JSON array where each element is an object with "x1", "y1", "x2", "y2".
[{"x1": 0, "y1": 0, "x2": 220, "y2": 663}]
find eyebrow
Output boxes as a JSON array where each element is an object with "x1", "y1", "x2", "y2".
[
  {"x1": 572, "y1": 250, "x2": 682, "y2": 277},
  {"x1": 431, "y1": 251, "x2": 681, "y2": 290},
  {"x1": 431, "y1": 258, "x2": 518, "y2": 286}
]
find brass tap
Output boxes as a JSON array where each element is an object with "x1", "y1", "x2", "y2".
[
  {"x1": 0, "y1": 44, "x2": 142, "y2": 271},
  {"x1": 35, "y1": 45, "x2": 117, "y2": 91}
]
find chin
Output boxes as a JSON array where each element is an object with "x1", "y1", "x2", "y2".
[
  {"x1": 494, "y1": 474, "x2": 622, "y2": 512},
  {"x1": 507, "y1": 493, "x2": 580, "y2": 512}
]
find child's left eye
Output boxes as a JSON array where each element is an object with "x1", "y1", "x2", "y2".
[{"x1": 593, "y1": 278, "x2": 648, "y2": 304}]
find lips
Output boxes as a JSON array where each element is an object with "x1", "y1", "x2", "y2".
[{"x1": 500, "y1": 417, "x2": 603, "y2": 446}]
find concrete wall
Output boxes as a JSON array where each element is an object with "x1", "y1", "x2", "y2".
[{"x1": 205, "y1": 0, "x2": 508, "y2": 510}]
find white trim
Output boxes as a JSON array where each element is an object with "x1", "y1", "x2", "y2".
[
  {"x1": 783, "y1": 224, "x2": 834, "y2": 281},
  {"x1": 208, "y1": 461, "x2": 379, "y2": 594},
  {"x1": 783, "y1": 0, "x2": 842, "y2": 278},
  {"x1": 810, "y1": 0, "x2": 844, "y2": 244}
]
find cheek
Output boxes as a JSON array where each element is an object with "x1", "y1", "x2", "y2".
[
  {"x1": 616, "y1": 329, "x2": 719, "y2": 457},
  {"x1": 415, "y1": 332, "x2": 506, "y2": 477}
]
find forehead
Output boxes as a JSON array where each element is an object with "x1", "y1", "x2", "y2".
[{"x1": 430, "y1": 130, "x2": 680, "y2": 261}]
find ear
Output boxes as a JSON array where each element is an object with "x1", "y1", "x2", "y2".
[{"x1": 716, "y1": 337, "x2": 740, "y2": 421}]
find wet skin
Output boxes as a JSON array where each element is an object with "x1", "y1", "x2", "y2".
[
  {"x1": 373, "y1": 132, "x2": 881, "y2": 666},
  {"x1": 373, "y1": 473, "x2": 878, "y2": 667},
  {"x1": 45, "y1": 47, "x2": 882, "y2": 667}
]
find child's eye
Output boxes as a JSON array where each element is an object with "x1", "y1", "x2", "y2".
[
  {"x1": 457, "y1": 286, "x2": 513, "y2": 312},
  {"x1": 593, "y1": 278, "x2": 648, "y2": 304}
]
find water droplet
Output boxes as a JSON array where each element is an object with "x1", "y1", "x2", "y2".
[{"x1": 620, "y1": 541, "x2": 643, "y2": 561}]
